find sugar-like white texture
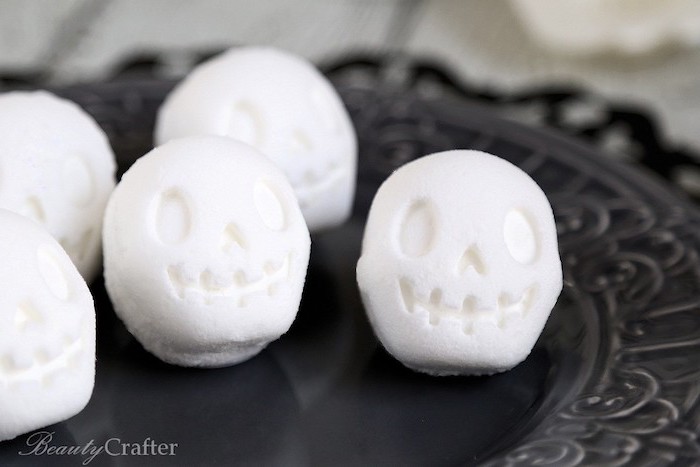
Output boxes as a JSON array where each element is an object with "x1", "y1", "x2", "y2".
[
  {"x1": 0, "y1": 91, "x2": 116, "y2": 283},
  {"x1": 0, "y1": 209, "x2": 96, "y2": 442},
  {"x1": 155, "y1": 46, "x2": 357, "y2": 232},
  {"x1": 356, "y1": 150, "x2": 563, "y2": 376},
  {"x1": 103, "y1": 136, "x2": 311, "y2": 368}
]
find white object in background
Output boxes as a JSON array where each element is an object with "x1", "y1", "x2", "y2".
[
  {"x1": 103, "y1": 136, "x2": 311, "y2": 368},
  {"x1": 155, "y1": 46, "x2": 357, "y2": 232},
  {"x1": 0, "y1": 91, "x2": 116, "y2": 282},
  {"x1": 0, "y1": 209, "x2": 96, "y2": 442},
  {"x1": 357, "y1": 150, "x2": 563, "y2": 376},
  {"x1": 511, "y1": 0, "x2": 700, "y2": 55}
]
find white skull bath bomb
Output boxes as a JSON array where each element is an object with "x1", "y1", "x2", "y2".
[
  {"x1": 357, "y1": 150, "x2": 563, "y2": 376},
  {"x1": 0, "y1": 209, "x2": 96, "y2": 442},
  {"x1": 0, "y1": 91, "x2": 116, "y2": 282},
  {"x1": 155, "y1": 46, "x2": 357, "y2": 232},
  {"x1": 103, "y1": 136, "x2": 311, "y2": 367}
]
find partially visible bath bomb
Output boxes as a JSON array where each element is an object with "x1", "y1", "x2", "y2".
[
  {"x1": 155, "y1": 46, "x2": 357, "y2": 232},
  {"x1": 356, "y1": 150, "x2": 562, "y2": 376},
  {"x1": 0, "y1": 209, "x2": 96, "y2": 442},
  {"x1": 511, "y1": 0, "x2": 700, "y2": 55},
  {"x1": 103, "y1": 136, "x2": 311, "y2": 367},
  {"x1": 0, "y1": 91, "x2": 116, "y2": 282}
]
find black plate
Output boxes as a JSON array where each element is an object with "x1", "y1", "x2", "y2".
[{"x1": 1, "y1": 71, "x2": 700, "y2": 467}]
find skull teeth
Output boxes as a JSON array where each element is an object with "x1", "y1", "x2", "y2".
[
  {"x1": 291, "y1": 163, "x2": 346, "y2": 208},
  {"x1": 292, "y1": 160, "x2": 342, "y2": 187},
  {"x1": 168, "y1": 254, "x2": 291, "y2": 305},
  {"x1": 302, "y1": 170, "x2": 319, "y2": 185},
  {"x1": 233, "y1": 270, "x2": 247, "y2": 287},
  {"x1": 7, "y1": 353, "x2": 33, "y2": 370},
  {"x1": 263, "y1": 261, "x2": 281, "y2": 276},
  {"x1": 34, "y1": 350, "x2": 50, "y2": 365},
  {"x1": 399, "y1": 278, "x2": 537, "y2": 333},
  {"x1": 0, "y1": 332, "x2": 85, "y2": 388}
]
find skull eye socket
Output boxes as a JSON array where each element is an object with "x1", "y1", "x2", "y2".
[
  {"x1": 398, "y1": 199, "x2": 437, "y2": 257},
  {"x1": 290, "y1": 128, "x2": 313, "y2": 153},
  {"x1": 503, "y1": 208, "x2": 538, "y2": 264},
  {"x1": 37, "y1": 244, "x2": 70, "y2": 301},
  {"x1": 226, "y1": 99, "x2": 265, "y2": 147},
  {"x1": 254, "y1": 179, "x2": 287, "y2": 231},
  {"x1": 154, "y1": 188, "x2": 192, "y2": 245},
  {"x1": 63, "y1": 155, "x2": 94, "y2": 207},
  {"x1": 311, "y1": 83, "x2": 340, "y2": 133}
]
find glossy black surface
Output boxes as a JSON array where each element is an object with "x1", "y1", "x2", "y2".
[{"x1": 1, "y1": 69, "x2": 699, "y2": 466}]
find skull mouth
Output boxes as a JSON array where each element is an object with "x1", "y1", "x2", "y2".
[
  {"x1": 167, "y1": 253, "x2": 291, "y2": 306},
  {"x1": 0, "y1": 325, "x2": 87, "y2": 388},
  {"x1": 292, "y1": 162, "x2": 345, "y2": 209},
  {"x1": 398, "y1": 278, "x2": 538, "y2": 334}
]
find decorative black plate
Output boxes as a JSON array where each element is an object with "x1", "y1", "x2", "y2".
[{"x1": 1, "y1": 69, "x2": 699, "y2": 466}]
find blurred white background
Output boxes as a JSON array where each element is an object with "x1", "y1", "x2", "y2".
[{"x1": 1, "y1": 0, "x2": 700, "y2": 152}]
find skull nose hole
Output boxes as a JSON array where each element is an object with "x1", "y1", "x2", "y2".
[
  {"x1": 291, "y1": 128, "x2": 314, "y2": 153},
  {"x1": 15, "y1": 302, "x2": 44, "y2": 331},
  {"x1": 220, "y1": 223, "x2": 247, "y2": 252},
  {"x1": 22, "y1": 196, "x2": 46, "y2": 224},
  {"x1": 458, "y1": 245, "x2": 486, "y2": 275}
]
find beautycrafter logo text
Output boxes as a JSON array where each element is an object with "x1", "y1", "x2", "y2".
[{"x1": 18, "y1": 431, "x2": 178, "y2": 465}]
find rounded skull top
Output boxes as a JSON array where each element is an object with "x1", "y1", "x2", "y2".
[
  {"x1": 0, "y1": 91, "x2": 116, "y2": 283},
  {"x1": 0, "y1": 209, "x2": 96, "y2": 442},
  {"x1": 155, "y1": 46, "x2": 357, "y2": 232},
  {"x1": 103, "y1": 136, "x2": 311, "y2": 368},
  {"x1": 357, "y1": 150, "x2": 563, "y2": 376}
]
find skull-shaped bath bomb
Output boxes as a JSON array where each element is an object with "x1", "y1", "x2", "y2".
[
  {"x1": 103, "y1": 136, "x2": 311, "y2": 367},
  {"x1": 155, "y1": 46, "x2": 357, "y2": 232},
  {"x1": 357, "y1": 150, "x2": 562, "y2": 376},
  {"x1": 0, "y1": 91, "x2": 116, "y2": 282},
  {"x1": 0, "y1": 209, "x2": 96, "y2": 442}
]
